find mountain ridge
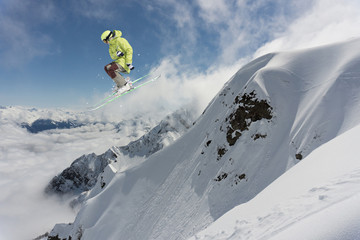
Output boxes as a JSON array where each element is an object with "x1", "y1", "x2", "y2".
[{"x1": 44, "y1": 108, "x2": 195, "y2": 208}]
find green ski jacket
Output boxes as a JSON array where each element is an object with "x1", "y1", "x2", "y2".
[{"x1": 108, "y1": 30, "x2": 133, "y2": 73}]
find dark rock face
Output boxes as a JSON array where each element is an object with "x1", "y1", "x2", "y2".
[
  {"x1": 226, "y1": 91, "x2": 273, "y2": 146},
  {"x1": 45, "y1": 150, "x2": 117, "y2": 195}
]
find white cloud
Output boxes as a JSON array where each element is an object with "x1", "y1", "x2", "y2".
[
  {"x1": 0, "y1": 122, "x2": 75, "y2": 239},
  {"x1": 138, "y1": 0, "x2": 200, "y2": 58},
  {"x1": 111, "y1": 55, "x2": 248, "y2": 118},
  {"x1": 255, "y1": 0, "x2": 360, "y2": 56},
  {"x1": 196, "y1": 0, "x2": 231, "y2": 24},
  {"x1": 144, "y1": 0, "x2": 315, "y2": 65},
  {"x1": 70, "y1": 0, "x2": 125, "y2": 21},
  {"x1": 0, "y1": 107, "x2": 161, "y2": 240}
]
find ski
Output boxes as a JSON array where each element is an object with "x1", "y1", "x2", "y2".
[
  {"x1": 94, "y1": 69, "x2": 159, "y2": 106},
  {"x1": 89, "y1": 74, "x2": 160, "y2": 111}
]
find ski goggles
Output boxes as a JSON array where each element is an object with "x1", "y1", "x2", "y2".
[{"x1": 103, "y1": 31, "x2": 113, "y2": 42}]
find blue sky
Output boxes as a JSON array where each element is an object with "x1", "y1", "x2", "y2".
[{"x1": 1, "y1": 0, "x2": 360, "y2": 109}]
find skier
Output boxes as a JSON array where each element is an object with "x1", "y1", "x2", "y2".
[{"x1": 101, "y1": 30, "x2": 135, "y2": 93}]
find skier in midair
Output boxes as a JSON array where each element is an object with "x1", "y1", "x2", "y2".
[{"x1": 101, "y1": 30, "x2": 134, "y2": 93}]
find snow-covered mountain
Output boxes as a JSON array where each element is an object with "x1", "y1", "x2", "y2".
[
  {"x1": 48, "y1": 38, "x2": 360, "y2": 240},
  {"x1": 1, "y1": 105, "x2": 193, "y2": 240},
  {"x1": 45, "y1": 108, "x2": 194, "y2": 207},
  {"x1": 22, "y1": 119, "x2": 85, "y2": 133}
]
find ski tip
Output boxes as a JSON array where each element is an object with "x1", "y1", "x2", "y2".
[{"x1": 153, "y1": 74, "x2": 161, "y2": 81}]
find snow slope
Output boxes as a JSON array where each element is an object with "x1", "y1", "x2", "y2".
[
  {"x1": 49, "y1": 38, "x2": 360, "y2": 240},
  {"x1": 190, "y1": 123, "x2": 360, "y2": 240}
]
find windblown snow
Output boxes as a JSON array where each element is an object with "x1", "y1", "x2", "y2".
[{"x1": 19, "y1": 38, "x2": 360, "y2": 239}]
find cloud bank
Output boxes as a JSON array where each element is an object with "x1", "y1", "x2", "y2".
[{"x1": 0, "y1": 107, "x2": 160, "y2": 239}]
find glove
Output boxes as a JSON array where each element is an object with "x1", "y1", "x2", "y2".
[
  {"x1": 116, "y1": 51, "x2": 124, "y2": 57},
  {"x1": 127, "y1": 64, "x2": 135, "y2": 70}
]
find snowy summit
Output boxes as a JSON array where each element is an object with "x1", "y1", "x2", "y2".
[{"x1": 48, "y1": 38, "x2": 360, "y2": 240}]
